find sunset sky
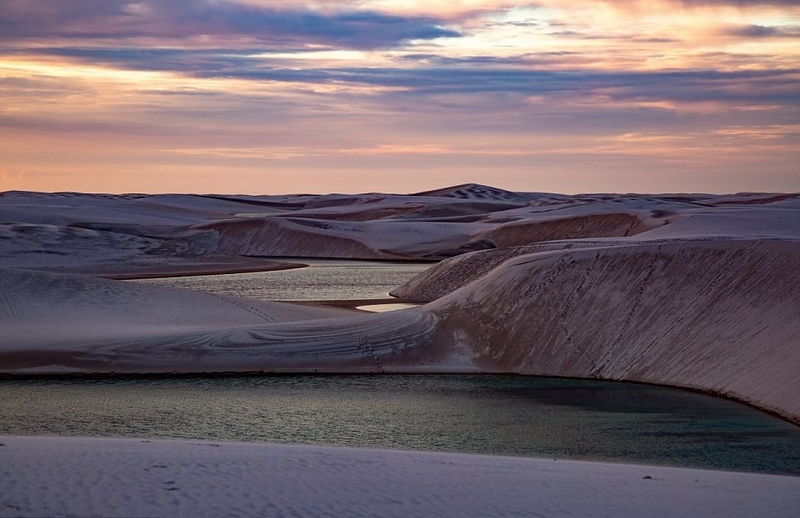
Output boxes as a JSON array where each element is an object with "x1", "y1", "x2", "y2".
[{"x1": 1, "y1": 0, "x2": 799, "y2": 194}]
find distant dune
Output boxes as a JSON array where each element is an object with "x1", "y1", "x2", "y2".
[{"x1": 1, "y1": 185, "x2": 799, "y2": 423}]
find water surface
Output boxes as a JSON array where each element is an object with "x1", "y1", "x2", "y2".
[
  {"x1": 137, "y1": 259, "x2": 431, "y2": 301},
  {"x1": 2, "y1": 375, "x2": 799, "y2": 475}
]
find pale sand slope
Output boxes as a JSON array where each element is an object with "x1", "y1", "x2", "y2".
[
  {"x1": 0, "y1": 221, "x2": 303, "y2": 277},
  {"x1": 0, "y1": 268, "x2": 444, "y2": 374},
  {"x1": 1, "y1": 436, "x2": 798, "y2": 518},
  {"x1": 425, "y1": 239, "x2": 800, "y2": 424}
]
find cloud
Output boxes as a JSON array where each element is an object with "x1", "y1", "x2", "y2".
[
  {"x1": 0, "y1": 0, "x2": 460, "y2": 49},
  {"x1": 672, "y1": 0, "x2": 800, "y2": 6},
  {"x1": 206, "y1": 65, "x2": 800, "y2": 107},
  {"x1": 594, "y1": 0, "x2": 800, "y2": 8},
  {"x1": 10, "y1": 42, "x2": 799, "y2": 110},
  {"x1": 722, "y1": 24, "x2": 800, "y2": 38}
]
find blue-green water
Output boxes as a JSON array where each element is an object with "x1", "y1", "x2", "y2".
[{"x1": 1, "y1": 375, "x2": 798, "y2": 475}]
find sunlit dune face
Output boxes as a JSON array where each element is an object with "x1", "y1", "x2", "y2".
[{"x1": 1, "y1": 0, "x2": 798, "y2": 194}]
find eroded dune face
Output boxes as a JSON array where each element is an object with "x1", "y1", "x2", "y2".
[
  {"x1": 474, "y1": 212, "x2": 644, "y2": 247},
  {"x1": 194, "y1": 218, "x2": 393, "y2": 259},
  {"x1": 425, "y1": 240, "x2": 800, "y2": 423}
]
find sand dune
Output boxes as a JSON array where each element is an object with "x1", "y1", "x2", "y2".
[
  {"x1": 0, "y1": 186, "x2": 675, "y2": 266},
  {"x1": 0, "y1": 267, "x2": 446, "y2": 374},
  {"x1": 195, "y1": 217, "x2": 397, "y2": 259},
  {"x1": 0, "y1": 258, "x2": 458, "y2": 374},
  {"x1": 426, "y1": 239, "x2": 800, "y2": 423},
  {"x1": 390, "y1": 240, "x2": 622, "y2": 301},
  {"x1": 1, "y1": 186, "x2": 799, "y2": 424},
  {"x1": 2, "y1": 185, "x2": 800, "y2": 516}
]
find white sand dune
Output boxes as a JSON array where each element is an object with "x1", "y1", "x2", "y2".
[
  {"x1": 1, "y1": 186, "x2": 799, "y2": 422},
  {"x1": 0, "y1": 267, "x2": 444, "y2": 374},
  {"x1": 0, "y1": 186, "x2": 726, "y2": 267},
  {"x1": 0, "y1": 220, "x2": 302, "y2": 277},
  {"x1": 1, "y1": 436, "x2": 798, "y2": 518},
  {"x1": 390, "y1": 192, "x2": 800, "y2": 299},
  {"x1": 426, "y1": 239, "x2": 800, "y2": 423},
  {"x1": 2, "y1": 186, "x2": 800, "y2": 515}
]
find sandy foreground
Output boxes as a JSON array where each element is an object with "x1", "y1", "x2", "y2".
[{"x1": 1, "y1": 435, "x2": 798, "y2": 518}]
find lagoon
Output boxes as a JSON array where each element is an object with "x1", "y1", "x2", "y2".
[{"x1": 2, "y1": 375, "x2": 799, "y2": 475}]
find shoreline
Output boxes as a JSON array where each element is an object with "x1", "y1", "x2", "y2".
[
  {"x1": 100, "y1": 257, "x2": 308, "y2": 280},
  {"x1": 289, "y1": 297, "x2": 405, "y2": 310}
]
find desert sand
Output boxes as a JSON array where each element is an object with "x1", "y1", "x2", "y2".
[
  {"x1": 1, "y1": 185, "x2": 799, "y2": 515},
  {"x1": 1, "y1": 436, "x2": 798, "y2": 518},
  {"x1": 2, "y1": 185, "x2": 798, "y2": 421}
]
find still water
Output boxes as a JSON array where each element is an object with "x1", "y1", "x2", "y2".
[
  {"x1": 137, "y1": 259, "x2": 431, "y2": 301},
  {"x1": 2, "y1": 375, "x2": 799, "y2": 475}
]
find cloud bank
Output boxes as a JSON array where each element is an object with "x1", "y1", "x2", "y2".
[
  {"x1": 0, "y1": 0, "x2": 459, "y2": 49},
  {"x1": 1, "y1": 0, "x2": 798, "y2": 194}
]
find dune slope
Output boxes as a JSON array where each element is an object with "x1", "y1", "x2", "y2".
[
  {"x1": 427, "y1": 239, "x2": 800, "y2": 422},
  {"x1": 0, "y1": 268, "x2": 443, "y2": 374}
]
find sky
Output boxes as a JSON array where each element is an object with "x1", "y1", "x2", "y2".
[{"x1": 1, "y1": 0, "x2": 799, "y2": 195}]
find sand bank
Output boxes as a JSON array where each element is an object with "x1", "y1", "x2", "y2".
[{"x1": 0, "y1": 436, "x2": 798, "y2": 518}]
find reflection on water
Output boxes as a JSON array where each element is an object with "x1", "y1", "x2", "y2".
[
  {"x1": 2, "y1": 375, "x2": 799, "y2": 475},
  {"x1": 136, "y1": 259, "x2": 431, "y2": 301},
  {"x1": 356, "y1": 303, "x2": 420, "y2": 312}
]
